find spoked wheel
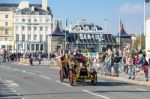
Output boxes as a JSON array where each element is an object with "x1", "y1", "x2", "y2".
[
  {"x1": 91, "y1": 72, "x2": 97, "y2": 86},
  {"x1": 68, "y1": 69, "x2": 73, "y2": 86},
  {"x1": 59, "y1": 69, "x2": 64, "y2": 82}
]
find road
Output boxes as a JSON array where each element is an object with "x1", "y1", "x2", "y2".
[{"x1": 0, "y1": 62, "x2": 150, "y2": 99}]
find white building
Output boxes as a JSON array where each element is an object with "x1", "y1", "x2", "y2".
[
  {"x1": 146, "y1": 19, "x2": 150, "y2": 59},
  {"x1": 14, "y1": 0, "x2": 52, "y2": 53},
  {"x1": 66, "y1": 19, "x2": 117, "y2": 52}
]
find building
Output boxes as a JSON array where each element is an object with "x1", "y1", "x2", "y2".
[
  {"x1": 116, "y1": 22, "x2": 131, "y2": 48},
  {"x1": 14, "y1": 0, "x2": 52, "y2": 53},
  {"x1": 66, "y1": 19, "x2": 116, "y2": 52},
  {"x1": 49, "y1": 21, "x2": 65, "y2": 52},
  {"x1": 146, "y1": 19, "x2": 150, "y2": 59},
  {"x1": 130, "y1": 34, "x2": 137, "y2": 48},
  {"x1": 0, "y1": 3, "x2": 17, "y2": 52}
]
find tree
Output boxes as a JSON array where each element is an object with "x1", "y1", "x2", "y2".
[{"x1": 132, "y1": 34, "x2": 145, "y2": 49}]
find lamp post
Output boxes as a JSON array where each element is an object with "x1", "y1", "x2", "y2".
[{"x1": 104, "y1": 18, "x2": 108, "y2": 33}]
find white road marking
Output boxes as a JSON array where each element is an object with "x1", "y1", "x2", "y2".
[
  {"x1": 56, "y1": 80, "x2": 72, "y2": 87},
  {"x1": 13, "y1": 90, "x2": 17, "y2": 93},
  {"x1": 25, "y1": 72, "x2": 35, "y2": 75},
  {"x1": 39, "y1": 75, "x2": 51, "y2": 79},
  {"x1": 17, "y1": 93, "x2": 21, "y2": 95},
  {"x1": 9, "y1": 82, "x2": 19, "y2": 87},
  {"x1": 5, "y1": 80, "x2": 19, "y2": 87},
  {"x1": 5, "y1": 80, "x2": 13, "y2": 83},
  {"x1": 14, "y1": 68, "x2": 18, "y2": 71},
  {"x1": 82, "y1": 90, "x2": 110, "y2": 99},
  {"x1": 136, "y1": 88, "x2": 147, "y2": 91}
]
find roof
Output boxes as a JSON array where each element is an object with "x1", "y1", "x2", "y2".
[
  {"x1": 72, "y1": 24, "x2": 102, "y2": 30},
  {"x1": 116, "y1": 23, "x2": 131, "y2": 38},
  {"x1": 0, "y1": 3, "x2": 52, "y2": 15},
  {"x1": 0, "y1": 3, "x2": 18, "y2": 11},
  {"x1": 66, "y1": 33, "x2": 116, "y2": 45},
  {"x1": 51, "y1": 22, "x2": 65, "y2": 36}
]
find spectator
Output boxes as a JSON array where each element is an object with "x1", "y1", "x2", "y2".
[{"x1": 142, "y1": 58, "x2": 149, "y2": 81}]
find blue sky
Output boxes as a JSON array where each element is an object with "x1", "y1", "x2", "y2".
[{"x1": 1, "y1": 0, "x2": 150, "y2": 35}]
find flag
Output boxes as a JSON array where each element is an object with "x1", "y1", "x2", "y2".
[{"x1": 145, "y1": 0, "x2": 150, "y2": 3}]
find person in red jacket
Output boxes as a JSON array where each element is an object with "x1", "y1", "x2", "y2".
[{"x1": 142, "y1": 58, "x2": 149, "y2": 81}]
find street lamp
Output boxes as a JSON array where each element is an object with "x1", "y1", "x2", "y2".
[{"x1": 104, "y1": 18, "x2": 108, "y2": 33}]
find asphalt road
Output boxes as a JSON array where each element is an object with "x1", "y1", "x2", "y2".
[{"x1": 0, "y1": 62, "x2": 150, "y2": 99}]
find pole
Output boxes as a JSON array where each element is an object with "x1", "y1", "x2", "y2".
[
  {"x1": 119, "y1": 16, "x2": 121, "y2": 50},
  {"x1": 104, "y1": 18, "x2": 108, "y2": 33},
  {"x1": 65, "y1": 18, "x2": 67, "y2": 50},
  {"x1": 144, "y1": 0, "x2": 146, "y2": 36}
]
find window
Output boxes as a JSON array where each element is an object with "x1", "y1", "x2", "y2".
[
  {"x1": 28, "y1": 19, "x2": 31, "y2": 22},
  {"x1": 40, "y1": 27, "x2": 43, "y2": 31},
  {"x1": 34, "y1": 35, "x2": 37, "y2": 40},
  {"x1": 2, "y1": 45, "x2": 5, "y2": 49},
  {"x1": 40, "y1": 35, "x2": 42, "y2": 42},
  {"x1": 28, "y1": 34, "x2": 31, "y2": 40},
  {"x1": 22, "y1": 26, "x2": 25, "y2": 31},
  {"x1": 8, "y1": 45, "x2": 12, "y2": 51},
  {"x1": 34, "y1": 27, "x2": 37, "y2": 31},
  {"x1": 40, "y1": 44, "x2": 43, "y2": 51},
  {"x1": 5, "y1": 15, "x2": 8, "y2": 18},
  {"x1": 22, "y1": 19, "x2": 25, "y2": 22},
  {"x1": 5, "y1": 29, "x2": 8, "y2": 35},
  {"x1": 22, "y1": 34, "x2": 25, "y2": 41},
  {"x1": 5, "y1": 22, "x2": 8, "y2": 26},
  {"x1": 28, "y1": 26, "x2": 31, "y2": 30},
  {"x1": 16, "y1": 34, "x2": 19, "y2": 41},
  {"x1": 27, "y1": 44, "x2": 30, "y2": 51},
  {"x1": 84, "y1": 27, "x2": 89, "y2": 31},
  {"x1": 4, "y1": 38, "x2": 7, "y2": 41},
  {"x1": 31, "y1": 44, "x2": 35, "y2": 51},
  {"x1": 92, "y1": 27, "x2": 97, "y2": 31},
  {"x1": 36, "y1": 44, "x2": 39, "y2": 51},
  {"x1": 34, "y1": 19, "x2": 37, "y2": 22}
]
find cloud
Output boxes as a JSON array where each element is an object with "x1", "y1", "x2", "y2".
[{"x1": 118, "y1": 3, "x2": 143, "y2": 14}]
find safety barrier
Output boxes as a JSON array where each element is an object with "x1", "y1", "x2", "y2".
[{"x1": 20, "y1": 58, "x2": 28, "y2": 64}]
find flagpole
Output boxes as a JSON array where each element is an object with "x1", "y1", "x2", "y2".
[
  {"x1": 65, "y1": 18, "x2": 67, "y2": 50},
  {"x1": 119, "y1": 16, "x2": 121, "y2": 50},
  {"x1": 144, "y1": 0, "x2": 146, "y2": 36}
]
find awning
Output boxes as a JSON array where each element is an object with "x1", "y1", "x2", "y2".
[{"x1": 67, "y1": 33, "x2": 117, "y2": 45}]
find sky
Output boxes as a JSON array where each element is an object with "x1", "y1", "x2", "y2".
[{"x1": 1, "y1": 0, "x2": 150, "y2": 35}]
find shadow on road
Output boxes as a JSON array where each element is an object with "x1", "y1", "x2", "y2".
[
  {"x1": 94, "y1": 90, "x2": 150, "y2": 93},
  {"x1": 20, "y1": 92, "x2": 85, "y2": 97},
  {"x1": 79, "y1": 81, "x2": 131, "y2": 87}
]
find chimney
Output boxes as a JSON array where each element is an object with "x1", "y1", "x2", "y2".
[
  {"x1": 18, "y1": 0, "x2": 29, "y2": 9},
  {"x1": 42, "y1": 0, "x2": 48, "y2": 11},
  {"x1": 31, "y1": 6, "x2": 34, "y2": 11}
]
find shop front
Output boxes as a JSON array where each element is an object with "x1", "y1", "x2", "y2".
[{"x1": 66, "y1": 33, "x2": 116, "y2": 52}]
